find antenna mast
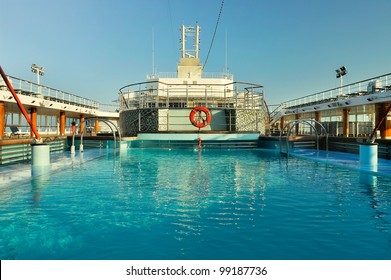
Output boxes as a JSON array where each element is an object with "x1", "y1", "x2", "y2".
[
  {"x1": 177, "y1": 23, "x2": 202, "y2": 79},
  {"x1": 180, "y1": 24, "x2": 200, "y2": 59}
]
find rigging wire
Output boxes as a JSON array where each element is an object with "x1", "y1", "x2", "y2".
[{"x1": 203, "y1": 0, "x2": 224, "y2": 70}]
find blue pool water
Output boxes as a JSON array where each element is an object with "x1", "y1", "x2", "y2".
[{"x1": 0, "y1": 148, "x2": 390, "y2": 260}]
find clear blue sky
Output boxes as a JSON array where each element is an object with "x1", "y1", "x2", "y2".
[{"x1": 1, "y1": 0, "x2": 390, "y2": 105}]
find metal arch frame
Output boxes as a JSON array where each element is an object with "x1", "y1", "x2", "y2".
[
  {"x1": 118, "y1": 80, "x2": 264, "y2": 111},
  {"x1": 71, "y1": 118, "x2": 121, "y2": 152},
  {"x1": 279, "y1": 119, "x2": 328, "y2": 156}
]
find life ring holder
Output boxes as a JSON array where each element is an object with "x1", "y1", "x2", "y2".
[{"x1": 189, "y1": 106, "x2": 212, "y2": 129}]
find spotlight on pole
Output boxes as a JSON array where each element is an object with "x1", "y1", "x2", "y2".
[
  {"x1": 336, "y1": 66, "x2": 347, "y2": 78},
  {"x1": 31, "y1": 64, "x2": 45, "y2": 94},
  {"x1": 31, "y1": 64, "x2": 45, "y2": 84},
  {"x1": 335, "y1": 66, "x2": 347, "y2": 95}
]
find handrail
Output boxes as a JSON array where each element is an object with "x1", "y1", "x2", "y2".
[
  {"x1": 279, "y1": 119, "x2": 328, "y2": 156},
  {"x1": 146, "y1": 72, "x2": 234, "y2": 80},
  {"x1": 97, "y1": 103, "x2": 119, "y2": 112},
  {"x1": 269, "y1": 103, "x2": 285, "y2": 124},
  {"x1": 2, "y1": 74, "x2": 120, "y2": 113},
  {"x1": 283, "y1": 72, "x2": 391, "y2": 109},
  {"x1": 119, "y1": 80, "x2": 263, "y2": 94},
  {"x1": 3, "y1": 75, "x2": 99, "y2": 109},
  {"x1": 119, "y1": 80, "x2": 264, "y2": 111},
  {"x1": 80, "y1": 118, "x2": 121, "y2": 151},
  {"x1": 70, "y1": 118, "x2": 121, "y2": 153}
]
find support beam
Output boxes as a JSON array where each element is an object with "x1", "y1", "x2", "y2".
[
  {"x1": 95, "y1": 119, "x2": 99, "y2": 135},
  {"x1": 30, "y1": 108, "x2": 37, "y2": 138},
  {"x1": 386, "y1": 114, "x2": 391, "y2": 139},
  {"x1": 0, "y1": 66, "x2": 41, "y2": 141},
  {"x1": 0, "y1": 101, "x2": 4, "y2": 137},
  {"x1": 374, "y1": 103, "x2": 391, "y2": 139},
  {"x1": 79, "y1": 114, "x2": 85, "y2": 134},
  {"x1": 60, "y1": 111, "x2": 66, "y2": 135},
  {"x1": 342, "y1": 108, "x2": 349, "y2": 137},
  {"x1": 279, "y1": 117, "x2": 284, "y2": 132},
  {"x1": 295, "y1": 114, "x2": 300, "y2": 135},
  {"x1": 314, "y1": 111, "x2": 320, "y2": 122}
]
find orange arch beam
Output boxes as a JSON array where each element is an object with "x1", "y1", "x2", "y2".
[{"x1": 0, "y1": 66, "x2": 41, "y2": 140}]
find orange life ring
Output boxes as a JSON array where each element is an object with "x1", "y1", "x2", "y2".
[{"x1": 189, "y1": 106, "x2": 212, "y2": 128}]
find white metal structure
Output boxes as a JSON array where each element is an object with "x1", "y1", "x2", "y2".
[
  {"x1": 118, "y1": 24, "x2": 266, "y2": 137},
  {"x1": 31, "y1": 64, "x2": 44, "y2": 89}
]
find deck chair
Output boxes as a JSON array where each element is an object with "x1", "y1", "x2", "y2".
[{"x1": 10, "y1": 126, "x2": 29, "y2": 136}]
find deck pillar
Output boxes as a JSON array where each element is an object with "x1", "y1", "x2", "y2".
[
  {"x1": 79, "y1": 114, "x2": 85, "y2": 134},
  {"x1": 376, "y1": 103, "x2": 391, "y2": 139},
  {"x1": 95, "y1": 119, "x2": 99, "y2": 134},
  {"x1": 30, "y1": 108, "x2": 37, "y2": 138},
  {"x1": 295, "y1": 114, "x2": 300, "y2": 135},
  {"x1": 342, "y1": 108, "x2": 349, "y2": 137},
  {"x1": 0, "y1": 101, "x2": 4, "y2": 137},
  {"x1": 386, "y1": 114, "x2": 391, "y2": 139},
  {"x1": 314, "y1": 111, "x2": 321, "y2": 135},
  {"x1": 60, "y1": 111, "x2": 66, "y2": 135},
  {"x1": 314, "y1": 111, "x2": 320, "y2": 122},
  {"x1": 279, "y1": 117, "x2": 284, "y2": 132}
]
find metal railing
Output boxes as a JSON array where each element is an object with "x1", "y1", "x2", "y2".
[
  {"x1": 266, "y1": 73, "x2": 391, "y2": 126},
  {"x1": 119, "y1": 81, "x2": 264, "y2": 111},
  {"x1": 282, "y1": 73, "x2": 391, "y2": 109},
  {"x1": 147, "y1": 72, "x2": 234, "y2": 80},
  {"x1": 0, "y1": 139, "x2": 66, "y2": 165},
  {"x1": 97, "y1": 103, "x2": 119, "y2": 112},
  {"x1": 124, "y1": 107, "x2": 265, "y2": 134},
  {"x1": 1, "y1": 75, "x2": 100, "y2": 110},
  {"x1": 269, "y1": 103, "x2": 285, "y2": 125}
]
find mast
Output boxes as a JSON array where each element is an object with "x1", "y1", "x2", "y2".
[
  {"x1": 180, "y1": 24, "x2": 200, "y2": 59},
  {"x1": 177, "y1": 23, "x2": 202, "y2": 79},
  {"x1": 195, "y1": 24, "x2": 200, "y2": 59},
  {"x1": 181, "y1": 25, "x2": 186, "y2": 58}
]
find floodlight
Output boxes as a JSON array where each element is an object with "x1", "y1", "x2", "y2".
[{"x1": 335, "y1": 66, "x2": 347, "y2": 88}]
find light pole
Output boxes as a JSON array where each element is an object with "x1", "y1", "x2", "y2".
[
  {"x1": 336, "y1": 66, "x2": 347, "y2": 95},
  {"x1": 31, "y1": 64, "x2": 44, "y2": 92}
]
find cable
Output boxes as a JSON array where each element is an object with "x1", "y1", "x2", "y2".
[{"x1": 203, "y1": 0, "x2": 224, "y2": 70}]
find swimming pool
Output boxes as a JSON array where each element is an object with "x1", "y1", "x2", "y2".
[{"x1": 0, "y1": 147, "x2": 390, "y2": 260}]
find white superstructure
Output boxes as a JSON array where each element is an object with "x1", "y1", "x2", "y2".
[
  {"x1": 118, "y1": 24, "x2": 266, "y2": 137},
  {"x1": 138, "y1": 24, "x2": 235, "y2": 108}
]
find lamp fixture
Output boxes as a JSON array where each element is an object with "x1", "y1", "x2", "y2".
[{"x1": 336, "y1": 66, "x2": 347, "y2": 78}]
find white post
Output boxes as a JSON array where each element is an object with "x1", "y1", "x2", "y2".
[
  {"x1": 31, "y1": 143, "x2": 50, "y2": 176},
  {"x1": 359, "y1": 143, "x2": 378, "y2": 172},
  {"x1": 195, "y1": 24, "x2": 200, "y2": 58},
  {"x1": 339, "y1": 76, "x2": 342, "y2": 96},
  {"x1": 36, "y1": 71, "x2": 40, "y2": 85},
  {"x1": 181, "y1": 25, "x2": 186, "y2": 58}
]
